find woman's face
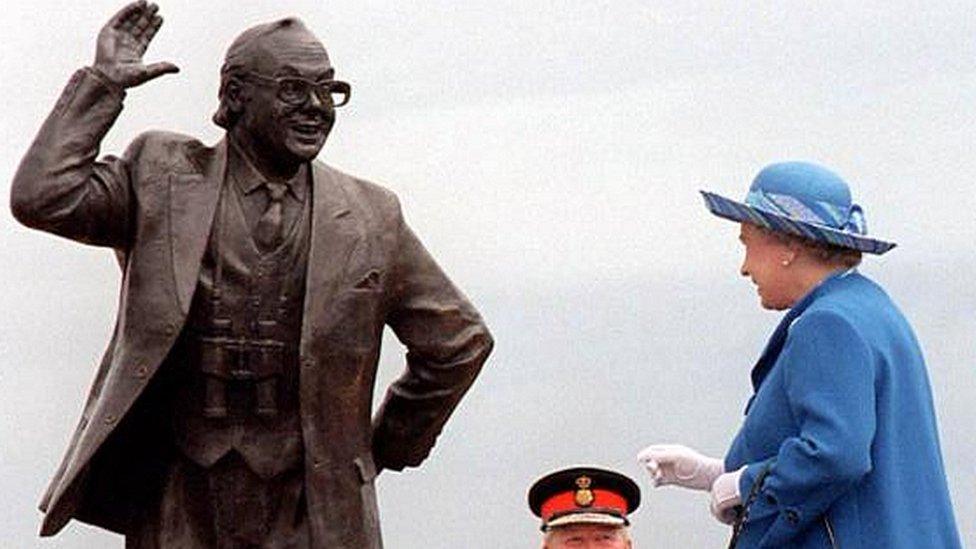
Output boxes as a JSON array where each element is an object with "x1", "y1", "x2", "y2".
[{"x1": 738, "y1": 223, "x2": 797, "y2": 310}]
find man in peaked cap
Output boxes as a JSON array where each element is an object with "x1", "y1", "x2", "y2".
[
  {"x1": 10, "y1": 2, "x2": 492, "y2": 547},
  {"x1": 529, "y1": 467, "x2": 641, "y2": 548}
]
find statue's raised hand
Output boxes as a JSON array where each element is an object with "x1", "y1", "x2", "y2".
[{"x1": 93, "y1": 1, "x2": 179, "y2": 88}]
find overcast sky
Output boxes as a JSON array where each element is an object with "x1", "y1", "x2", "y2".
[{"x1": 2, "y1": 1, "x2": 974, "y2": 547}]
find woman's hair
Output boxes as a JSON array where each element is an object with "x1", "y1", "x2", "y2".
[{"x1": 759, "y1": 226, "x2": 863, "y2": 268}]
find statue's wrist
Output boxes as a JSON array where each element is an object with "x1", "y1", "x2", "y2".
[{"x1": 89, "y1": 64, "x2": 128, "y2": 93}]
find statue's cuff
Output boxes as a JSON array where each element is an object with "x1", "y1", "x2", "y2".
[{"x1": 83, "y1": 66, "x2": 127, "y2": 100}]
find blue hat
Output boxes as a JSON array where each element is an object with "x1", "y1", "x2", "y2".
[{"x1": 700, "y1": 161, "x2": 896, "y2": 254}]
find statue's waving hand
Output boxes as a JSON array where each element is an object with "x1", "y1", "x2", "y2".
[{"x1": 93, "y1": 1, "x2": 179, "y2": 88}]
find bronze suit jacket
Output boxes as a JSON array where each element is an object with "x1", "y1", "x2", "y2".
[{"x1": 10, "y1": 68, "x2": 493, "y2": 548}]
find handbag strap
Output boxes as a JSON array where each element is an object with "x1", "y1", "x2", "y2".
[
  {"x1": 726, "y1": 464, "x2": 839, "y2": 549},
  {"x1": 727, "y1": 464, "x2": 771, "y2": 549}
]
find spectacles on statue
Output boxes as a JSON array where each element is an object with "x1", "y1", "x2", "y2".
[{"x1": 246, "y1": 72, "x2": 351, "y2": 107}]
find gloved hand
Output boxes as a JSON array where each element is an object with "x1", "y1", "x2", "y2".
[
  {"x1": 636, "y1": 444, "x2": 725, "y2": 491},
  {"x1": 709, "y1": 467, "x2": 744, "y2": 525}
]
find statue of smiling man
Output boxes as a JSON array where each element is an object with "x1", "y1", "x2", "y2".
[{"x1": 10, "y1": 2, "x2": 493, "y2": 547}]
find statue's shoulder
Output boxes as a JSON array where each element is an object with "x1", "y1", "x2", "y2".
[
  {"x1": 125, "y1": 130, "x2": 210, "y2": 164},
  {"x1": 124, "y1": 131, "x2": 219, "y2": 177},
  {"x1": 313, "y1": 161, "x2": 402, "y2": 218}
]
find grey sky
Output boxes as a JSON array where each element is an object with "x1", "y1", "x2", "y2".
[{"x1": 2, "y1": 1, "x2": 974, "y2": 547}]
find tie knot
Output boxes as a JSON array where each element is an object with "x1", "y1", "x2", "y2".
[{"x1": 265, "y1": 182, "x2": 288, "y2": 202}]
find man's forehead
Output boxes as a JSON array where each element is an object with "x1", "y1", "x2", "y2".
[
  {"x1": 252, "y1": 50, "x2": 334, "y2": 77},
  {"x1": 225, "y1": 18, "x2": 334, "y2": 75},
  {"x1": 552, "y1": 523, "x2": 623, "y2": 536}
]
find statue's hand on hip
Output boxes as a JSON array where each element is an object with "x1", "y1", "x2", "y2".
[{"x1": 93, "y1": 1, "x2": 179, "y2": 89}]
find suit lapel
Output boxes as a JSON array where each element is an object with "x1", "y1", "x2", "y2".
[
  {"x1": 169, "y1": 139, "x2": 226, "y2": 315},
  {"x1": 305, "y1": 162, "x2": 361, "y2": 328}
]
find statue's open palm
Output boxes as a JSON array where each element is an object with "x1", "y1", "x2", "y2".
[{"x1": 94, "y1": 1, "x2": 178, "y2": 88}]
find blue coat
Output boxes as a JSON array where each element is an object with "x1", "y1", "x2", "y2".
[{"x1": 725, "y1": 271, "x2": 960, "y2": 548}]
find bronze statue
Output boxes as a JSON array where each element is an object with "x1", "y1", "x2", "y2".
[{"x1": 9, "y1": 2, "x2": 493, "y2": 547}]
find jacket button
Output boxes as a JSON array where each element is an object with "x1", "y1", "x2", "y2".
[
  {"x1": 164, "y1": 324, "x2": 177, "y2": 336},
  {"x1": 784, "y1": 509, "x2": 800, "y2": 525},
  {"x1": 134, "y1": 366, "x2": 148, "y2": 379},
  {"x1": 302, "y1": 358, "x2": 314, "y2": 369},
  {"x1": 104, "y1": 414, "x2": 116, "y2": 425}
]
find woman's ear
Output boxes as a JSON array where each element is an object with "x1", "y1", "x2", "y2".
[{"x1": 782, "y1": 239, "x2": 804, "y2": 266}]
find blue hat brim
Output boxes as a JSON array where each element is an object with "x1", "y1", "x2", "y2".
[{"x1": 700, "y1": 190, "x2": 897, "y2": 255}]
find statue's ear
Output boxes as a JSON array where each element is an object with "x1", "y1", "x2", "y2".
[{"x1": 224, "y1": 77, "x2": 247, "y2": 114}]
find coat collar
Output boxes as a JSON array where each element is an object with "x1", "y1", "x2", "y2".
[
  {"x1": 170, "y1": 139, "x2": 227, "y2": 314},
  {"x1": 305, "y1": 161, "x2": 360, "y2": 309},
  {"x1": 227, "y1": 138, "x2": 309, "y2": 202},
  {"x1": 748, "y1": 268, "x2": 858, "y2": 396}
]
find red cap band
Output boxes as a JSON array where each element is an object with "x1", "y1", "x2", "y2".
[{"x1": 540, "y1": 489, "x2": 628, "y2": 522}]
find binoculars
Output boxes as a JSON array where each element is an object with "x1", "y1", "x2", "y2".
[{"x1": 195, "y1": 336, "x2": 286, "y2": 418}]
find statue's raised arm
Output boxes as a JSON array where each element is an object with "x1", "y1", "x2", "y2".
[{"x1": 93, "y1": 0, "x2": 178, "y2": 88}]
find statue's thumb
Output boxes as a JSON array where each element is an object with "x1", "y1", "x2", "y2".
[{"x1": 142, "y1": 61, "x2": 180, "y2": 83}]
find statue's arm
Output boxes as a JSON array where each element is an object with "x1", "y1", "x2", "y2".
[
  {"x1": 9, "y1": 1, "x2": 177, "y2": 248},
  {"x1": 11, "y1": 69, "x2": 133, "y2": 247},
  {"x1": 372, "y1": 204, "x2": 494, "y2": 472}
]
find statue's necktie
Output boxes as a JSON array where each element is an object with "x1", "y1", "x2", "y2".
[{"x1": 254, "y1": 182, "x2": 288, "y2": 252}]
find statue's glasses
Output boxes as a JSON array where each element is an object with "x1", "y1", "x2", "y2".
[{"x1": 246, "y1": 72, "x2": 351, "y2": 108}]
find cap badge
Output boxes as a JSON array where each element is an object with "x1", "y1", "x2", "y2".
[{"x1": 574, "y1": 476, "x2": 594, "y2": 507}]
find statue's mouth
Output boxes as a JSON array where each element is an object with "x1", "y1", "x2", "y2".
[{"x1": 289, "y1": 121, "x2": 328, "y2": 143}]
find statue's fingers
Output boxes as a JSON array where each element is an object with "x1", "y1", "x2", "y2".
[
  {"x1": 108, "y1": 0, "x2": 145, "y2": 30},
  {"x1": 133, "y1": 3, "x2": 159, "y2": 34},
  {"x1": 138, "y1": 15, "x2": 164, "y2": 47}
]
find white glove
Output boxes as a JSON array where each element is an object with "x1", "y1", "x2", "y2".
[
  {"x1": 709, "y1": 467, "x2": 744, "y2": 525},
  {"x1": 636, "y1": 444, "x2": 725, "y2": 491}
]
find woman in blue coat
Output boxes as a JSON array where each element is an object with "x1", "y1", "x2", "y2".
[{"x1": 637, "y1": 162, "x2": 961, "y2": 548}]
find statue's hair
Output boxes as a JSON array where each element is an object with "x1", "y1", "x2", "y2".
[{"x1": 212, "y1": 18, "x2": 310, "y2": 129}]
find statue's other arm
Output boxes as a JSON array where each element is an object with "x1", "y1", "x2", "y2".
[
  {"x1": 10, "y1": 1, "x2": 177, "y2": 249},
  {"x1": 372, "y1": 204, "x2": 494, "y2": 472}
]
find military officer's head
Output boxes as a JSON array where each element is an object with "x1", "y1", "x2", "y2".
[
  {"x1": 213, "y1": 18, "x2": 351, "y2": 172},
  {"x1": 529, "y1": 467, "x2": 641, "y2": 549}
]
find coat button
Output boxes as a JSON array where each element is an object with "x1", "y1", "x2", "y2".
[
  {"x1": 134, "y1": 366, "x2": 148, "y2": 379},
  {"x1": 784, "y1": 509, "x2": 800, "y2": 525},
  {"x1": 164, "y1": 324, "x2": 177, "y2": 336},
  {"x1": 302, "y1": 358, "x2": 315, "y2": 369},
  {"x1": 104, "y1": 414, "x2": 117, "y2": 425}
]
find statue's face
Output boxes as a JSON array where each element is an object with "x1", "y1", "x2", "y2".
[{"x1": 237, "y1": 39, "x2": 337, "y2": 166}]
